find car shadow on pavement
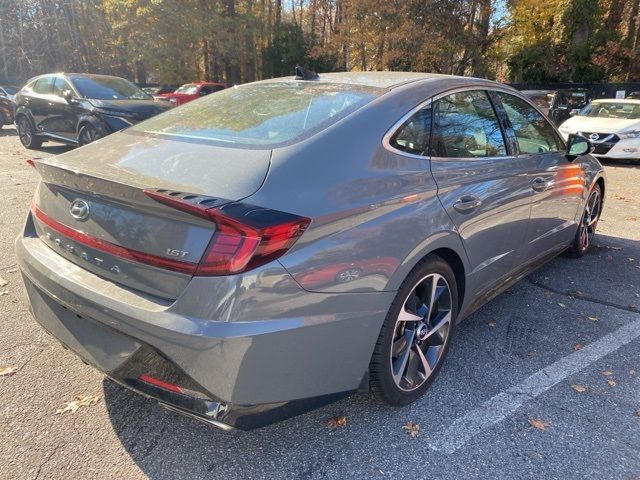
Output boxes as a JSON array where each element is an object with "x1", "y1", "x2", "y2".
[{"x1": 102, "y1": 232, "x2": 640, "y2": 479}]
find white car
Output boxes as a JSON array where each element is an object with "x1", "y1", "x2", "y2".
[{"x1": 558, "y1": 98, "x2": 640, "y2": 160}]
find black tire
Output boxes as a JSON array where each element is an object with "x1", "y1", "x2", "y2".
[
  {"x1": 78, "y1": 123, "x2": 102, "y2": 146},
  {"x1": 566, "y1": 183, "x2": 602, "y2": 258},
  {"x1": 369, "y1": 254, "x2": 458, "y2": 406},
  {"x1": 16, "y1": 115, "x2": 42, "y2": 149}
]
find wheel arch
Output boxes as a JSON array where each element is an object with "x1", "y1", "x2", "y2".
[
  {"x1": 594, "y1": 175, "x2": 605, "y2": 216},
  {"x1": 385, "y1": 230, "x2": 470, "y2": 313}
]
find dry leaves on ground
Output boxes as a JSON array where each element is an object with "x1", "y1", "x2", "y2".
[
  {"x1": 55, "y1": 395, "x2": 100, "y2": 415},
  {"x1": 0, "y1": 366, "x2": 17, "y2": 376},
  {"x1": 585, "y1": 315, "x2": 598, "y2": 321},
  {"x1": 558, "y1": 302, "x2": 567, "y2": 308},
  {"x1": 0, "y1": 277, "x2": 7, "y2": 287},
  {"x1": 326, "y1": 415, "x2": 347, "y2": 429},
  {"x1": 573, "y1": 344, "x2": 583, "y2": 351},
  {"x1": 571, "y1": 384, "x2": 586, "y2": 393},
  {"x1": 528, "y1": 419, "x2": 549, "y2": 431},
  {"x1": 487, "y1": 321, "x2": 496, "y2": 328},
  {"x1": 402, "y1": 422, "x2": 420, "y2": 439},
  {"x1": 607, "y1": 380, "x2": 617, "y2": 387},
  {"x1": 5, "y1": 268, "x2": 16, "y2": 274},
  {"x1": 602, "y1": 370, "x2": 613, "y2": 376},
  {"x1": 634, "y1": 410, "x2": 640, "y2": 417},
  {"x1": 624, "y1": 216, "x2": 638, "y2": 221}
]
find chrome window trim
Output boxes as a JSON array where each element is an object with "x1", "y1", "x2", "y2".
[{"x1": 382, "y1": 98, "x2": 433, "y2": 159}]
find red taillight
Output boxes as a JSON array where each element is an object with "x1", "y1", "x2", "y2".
[
  {"x1": 144, "y1": 189, "x2": 310, "y2": 276},
  {"x1": 138, "y1": 374, "x2": 184, "y2": 394}
]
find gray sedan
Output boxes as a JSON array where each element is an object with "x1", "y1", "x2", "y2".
[{"x1": 16, "y1": 72, "x2": 605, "y2": 429}]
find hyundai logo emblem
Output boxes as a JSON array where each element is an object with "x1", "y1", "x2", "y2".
[
  {"x1": 69, "y1": 199, "x2": 90, "y2": 221},
  {"x1": 589, "y1": 132, "x2": 600, "y2": 141}
]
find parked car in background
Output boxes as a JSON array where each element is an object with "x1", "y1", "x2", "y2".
[
  {"x1": 16, "y1": 72, "x2": 605, "y2": 430},
  {"x1": 0, "y1": 95, "x2": 14, "y2": 128},
  {"x1": 548, "y1": 88, "x2": 591, "y2": 125},
  {"x1": 0, "y1": 85, "x2": 20, "y2": 101},
  {"x1": 14, "y1": 73, "x2": 172, "y2": 149},
  {"x1": 520, "y1": 89, "x2": 554, "y2": 116},
  {"x1": 142, "y1": 85, "x2": 178, "y2": 96},
  {"x1": 558, "y1": 98, "x2": 640, "y2": 160},
  {"x1": 155, "y1": 81, "x2": 227, "y2": 106}
]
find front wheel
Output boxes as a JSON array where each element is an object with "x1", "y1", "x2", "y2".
[
  {"x1": 369, "y1": 255, "x2": 458, "y2": 406},
  {"x1": 17, "y1": 116, "x2": 42, "y2": 149},
  {"x1": 78, "y1": 124, "x2": 102, "y2": 146},
  {"x1": 567, "y1": 183, "x2": 602, "y2": 257}
]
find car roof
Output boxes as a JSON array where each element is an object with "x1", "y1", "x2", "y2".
[{"x1": 259, "y1": 71, "x2": 497, "y2": 90}]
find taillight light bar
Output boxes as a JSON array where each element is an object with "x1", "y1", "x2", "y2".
[
  {"x1": 31, "y1": 204, "x2": 198, "y2": 275},
  {"x1": 144, "y1": 189, "x2": 310, "y2": 276}
]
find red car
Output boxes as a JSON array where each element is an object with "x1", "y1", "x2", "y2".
[{"x1": 155, "y1": 82, "x2": 227, "y2": 106}]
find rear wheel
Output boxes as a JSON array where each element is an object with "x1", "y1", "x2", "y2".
[
  {"x1": 370, "y1": 255, "x2": 458, "y2": 406},
  {"x1": 78, "y1": 124, "x2": 102, "y2": 146},
  {"x1": 567, "y1": 184, "x2": 602, "y2": 257},
  {"x1": 17, "y1": 116, "x2": 42, "y2": 149}
]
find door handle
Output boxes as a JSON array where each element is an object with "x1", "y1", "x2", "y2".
[
  {"x1": 453, "y1": 195, "x2": 482, "y2": 213},
  {"x1": 532, "y1": 177, "x2": 549, "y2": 193}
]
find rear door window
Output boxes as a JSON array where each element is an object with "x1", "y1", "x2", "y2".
[
  {"x1": 496, "y1": 92, "x2": 562, "y2": 154},
  {"x1": 32, "y1": 77, "x2": 54, "y2": 95},
  {"x1": 432, "y1": 91, "x2": 507, "y2": 158}
]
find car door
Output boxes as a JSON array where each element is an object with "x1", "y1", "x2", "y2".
[
  {"x1": 29, "y1": 76, "x2": 55, "y2": 132},
  {"x1": 492, "y1": 91, "x2": 584, "y2": 261},
  {"x1": 50, "y1": 77, "x2": 80, "y2": 140},
  {"x1": 430, "y1": 89, "x2": 533, "y2": 297}
]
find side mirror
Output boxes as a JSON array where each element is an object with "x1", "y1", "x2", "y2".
[
  {"x1": 566, "y1": 134, "x2": 593, "y2": 161},
  {"x1": 63, "y1": 90, "x2": 76, "y2": 103}
]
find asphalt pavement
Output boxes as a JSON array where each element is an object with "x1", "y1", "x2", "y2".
[{"x1": 1, "y1": 126, "x2": 639, "y2": 479}]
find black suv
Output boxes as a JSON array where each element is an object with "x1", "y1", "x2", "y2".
[{"x1": 14, "y1": 73, "x2": 172, "y2": 149}]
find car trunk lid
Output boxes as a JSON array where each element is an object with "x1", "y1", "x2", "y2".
[{"x1": 29, "y1": 133, "x2": 272, "y2": 299}]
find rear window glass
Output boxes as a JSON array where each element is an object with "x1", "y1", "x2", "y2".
[{"x1": 131, "y1": 82, "x2": 383, "y2": 148}]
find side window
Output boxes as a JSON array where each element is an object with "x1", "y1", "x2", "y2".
[
  {"x1": 496, "y1": 92, "x2": 561, "y2": 154},
  {"x1": 389, "y1": 106, "x2": 431, "y2": 156},
  {"x1": 52, "y1": 78, "x2": 72, "y2": 98},
  {"x1": 432, "y1": 91, "x2": 506, "y2": 158},
  {"x1": 32, "y1": 77, "x2": 54, "y2": 95}
]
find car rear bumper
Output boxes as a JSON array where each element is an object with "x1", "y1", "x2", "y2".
[{"x1": 16, "y1": 233, "x2": 393, "y2": 429}]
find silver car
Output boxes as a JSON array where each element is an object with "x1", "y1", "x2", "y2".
[{"x1": 16, "y1": 72, "x2": 605, "y2": 430}]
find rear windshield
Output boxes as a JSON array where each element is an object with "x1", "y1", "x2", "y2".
[
  {"x1": 175, "y1": 84, "x2": 198, "y2": 94},
  {"x1": 131, "y1": 82, "x2": 383, "y2": 147}
]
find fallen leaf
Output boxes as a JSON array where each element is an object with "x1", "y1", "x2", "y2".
[
  {"x1": 5, "y1": 268, "x2": 16, "y2": 273},
  {"x1": 402, "y1": 421, "x2": 420, "y2": 438},
  {"x1": 326, "y1": 415, "x2": 347, "y2": 429},
  {"x1": 0, "y1": 366, "x2": 17, "y2": 376},
  {"x1": 625, "y1": 216, "x2": 638, "y2": 221},
  {"x1": 573, "y1": 344, "x2": 583, "y2": 351},
  {"x1": 571, "y1": 384, "x2": 586, "y2": 393},
  {"x1": 0, "y1": 277, "x2": 7, "y2": 287},
  {"x1": 630, "y1": 369, "x2": 636, "y2": 375},
  {"x1": 634, "y1": 410, "x2": 640, "y2": 417},
  {"x1": 602, "y1": 370, "x2": 613, "y2": 376},
  {"x1": 607, "y1": 380, "x2": 617, "y2": 387},
  {"x1": 0, "y1": 291, "x2": 8, "y2": 296},
  {"x1": 488, "y1": 321, "x2": 496, "y2": 328},
  {"x1": 558, "y1": 302, "x2": 567, "y2": 308},
  {"x1": 528, "y1": 419, "x2": 549, "y2": 431},
  {"x1": 586, "y1": 316, "x2": 598, "y2": 321},
  {"x1": 55, "y1": 395, "x2": 99, "y2": 415}
]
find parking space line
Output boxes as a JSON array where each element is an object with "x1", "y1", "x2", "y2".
[{"x1": 428, "y1": 318, "x2": 640, "y2": 454}]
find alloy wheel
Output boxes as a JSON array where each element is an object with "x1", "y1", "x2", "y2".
[
  {"x1": 579, "y1": 188, "x2": 601, "y2": 252},
  {"x1": 391, "y1": 273, "x2": 453, "y2": 392},
  {"x1": 18, "y1": 118, "x2": 32, "y2": 146}
]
